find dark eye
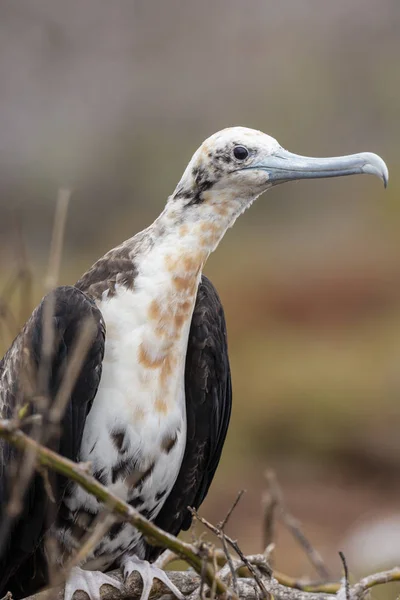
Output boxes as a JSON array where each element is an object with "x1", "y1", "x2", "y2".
[{"x1": 233, "y1": 145, "x2": 249, "y2": 161}]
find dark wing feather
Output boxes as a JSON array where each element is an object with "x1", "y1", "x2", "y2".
[
  {"x1": 0, "y1": 285, "x2": 105, "y2": 598},
  {"x1": 147, "y1": 275, "x2": 232, "y2": 558}
]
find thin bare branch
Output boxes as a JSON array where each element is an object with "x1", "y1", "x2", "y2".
[
  {"x1": 5, "y1": 416, "x2": 43, "y2": 519},
  {"x1": 264, "y1": 470, "x2": 330, "y2": 580},
  {"x1": 338, "y1": 552, "x2": 350, "y2": 600},
  {"x1": 153, "y1": 549, "x2": 178, "y2": 570},
  {"x1": 262, "y1": 487, "x2": 278, "y2": 556},
  {"x1": 0, "y1": 419, "x2": 230, "y2": 597},
  {"x1": 221, "y1": 531, "x2": 239, "y2": 595},
  {"x1": 190, "y1": 507, "x2": 271, "y2": 598},
  {"x1": 272, "y1": 571, "x2": 339, "y2": 594},
  {"x1": 210, "y1": 547, "x2": 218, "y2": 600},
  {"x1": 217, "y1": 489, "x2": 246, "y2": 531},
  {"x1": 352, "y1": 566, "x2": 400, "y2": 594}
]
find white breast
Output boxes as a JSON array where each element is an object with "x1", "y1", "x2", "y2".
[
  {"x1": 62, "y1": 237, "x2": 204, "y2": 564},
  {"x1": 67, "y1": 282, "x2": 189, "y2": 502}
]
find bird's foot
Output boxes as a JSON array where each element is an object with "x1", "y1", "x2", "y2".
[
  {"x1": 121, "y1": 555, "x2": 184, "y2": 600},
  {"x1": 64, "y1": 566, "x2": 122, "y2": 600}
]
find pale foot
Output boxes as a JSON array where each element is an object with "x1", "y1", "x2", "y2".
[
  {"x1": 121, "y1": 555, "x2": 184, "y2": 600},
  {"x1": 64, "y1": 565, "x2": 122, "y2": 600}
]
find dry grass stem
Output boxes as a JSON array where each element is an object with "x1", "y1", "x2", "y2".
[
  {"x1": 45, "y1": 189, "x2": 71, "y2": 293},
  {"x1": 48, "y1": 316, "x2": 98, "y2": 425}
]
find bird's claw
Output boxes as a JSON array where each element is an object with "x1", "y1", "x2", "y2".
[
  {"x1": 121, "y1": 555, "x2": 184, "y2": 600},
  {"x1": 64, "y1": 566, "x2": 122, "y2": 600}
]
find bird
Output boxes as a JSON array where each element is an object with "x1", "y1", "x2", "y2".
[{"x1": 0, "y1": 127, "x2": 388, "y2": 600}]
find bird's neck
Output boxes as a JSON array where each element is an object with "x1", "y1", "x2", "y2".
[
  {"x1": 77, "y1": 188, "x2": 247, "y2": 304},
  {"x1": 123, "y1": 188, "x2": 249, "y2": 307},
  {"x1": 122, "y1": 189, "x2": 241, "y2": 332},
  {"x1": 150, "y1": 188, "x2": 246, "y2": 260}
]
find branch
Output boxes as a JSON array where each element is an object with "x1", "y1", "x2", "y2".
[
  {"x1": 217, "y1": 489, "x2": 246, "y2": 530},
  {"x1": 217, "y1": 490, "x2": 246, "y2": 596},
  {"x1": 190, "y1": 508, "x2": 271, "y2": 598},
  {"x1": 18, "y1": 556, "x2": 338, "y2": 600},
  {"x1": 0, "y1": 419, "x2": 229, "y2": 597},
  {"x1": 1, "y1": 421, "x2": 398, "y2": 600},
  {"x1": 351, "y1": 566, "x2": 400, "y2": 595},
  {"x1": 338, "y1": 552, "x2": 350, "y2": 600},
  {"x1": 22, "y1": 570, "x2": 201, "y2": 600},
  {"x1": 264, "y1": 470, "x2": 330, "y2": 580},
  {"x1": 19, "y1": 558, "x2": 400, "y2": 600},
  {"x1": 272, "y1": 571, "x2": 339, "y2": 594}
]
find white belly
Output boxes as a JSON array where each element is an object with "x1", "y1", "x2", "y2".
[{"x1": 62, "y1": 282, "x2": 192, "y2": 564}]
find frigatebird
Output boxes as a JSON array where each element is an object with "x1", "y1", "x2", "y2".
[{"x1": 0, "y1": 127, "x2": 388, "y2": 600}]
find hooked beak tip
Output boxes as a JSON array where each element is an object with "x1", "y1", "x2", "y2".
[{"x1": 360, "y1": 152, "x2": 389, "y2": 188}]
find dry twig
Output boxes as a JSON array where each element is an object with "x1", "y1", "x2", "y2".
[
  {"x1": 262, "y1": 483, "x2": 278, "y2": 555},
  {"x1": 190, "y1": 507, "x2": 271, "y2": 598},
  {"x1": 0, "y1": 423, "x2": 398, "y2": 600},
  {"x1": 19, "y1": 562, "x2": 400, "y2": 600},
  {"x1": 264, "y1": 470, "x2": 330, "y2": 580},
  {"x1": 338, "y1": 552, "x2": 350, "y2": 600},
  {"x1": 216, "y1": 490, "x2": 246, "y2": 596},
  {"x1": 217, "y1": 489, "x2": 246, "y2": 530},
  {"x1": 0, "y1": 419, "x2": 230, "y2": 597}
]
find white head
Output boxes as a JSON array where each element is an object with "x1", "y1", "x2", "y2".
[
  {"x1": 171, "y1": 125, "x2": 387, "y2": 210},
  {"x1": 162, "y1": 126, "x2": 388, "y2": 254},
  {"x1": 173, "y1": 127, "x2": 281, "y2": 204}
]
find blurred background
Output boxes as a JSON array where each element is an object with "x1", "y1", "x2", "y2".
[{"x1": 0, "y1": 0, "x2": 399, "y2": 592}]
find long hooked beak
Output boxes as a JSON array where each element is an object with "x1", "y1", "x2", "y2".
[{"x1": 244, "y1": 148, "x2": 389, "y2": 188}]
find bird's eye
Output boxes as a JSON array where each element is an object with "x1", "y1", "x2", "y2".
[{"x1": 233, "y1": 145, "x2": 249, "y2": 161}]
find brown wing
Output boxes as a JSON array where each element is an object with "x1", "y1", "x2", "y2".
[{"x1": 0, "y1": 286, "x2": 105, "y2": 598}]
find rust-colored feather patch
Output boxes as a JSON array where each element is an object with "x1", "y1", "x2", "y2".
[
  {"x1": 138, "y1": 343, "x2": 164, "y2": 368},
  {"x1": 154, "y1": 397, "x2": 168, "y2": 414}
]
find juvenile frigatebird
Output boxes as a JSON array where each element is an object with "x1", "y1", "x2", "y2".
[{"x1": 0, "y1": 127, "x2": 388, "y2": 600}]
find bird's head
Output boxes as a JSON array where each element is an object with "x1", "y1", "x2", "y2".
[{"x1": 166, "y1": 126, "x2": 388, "y2": 252}]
